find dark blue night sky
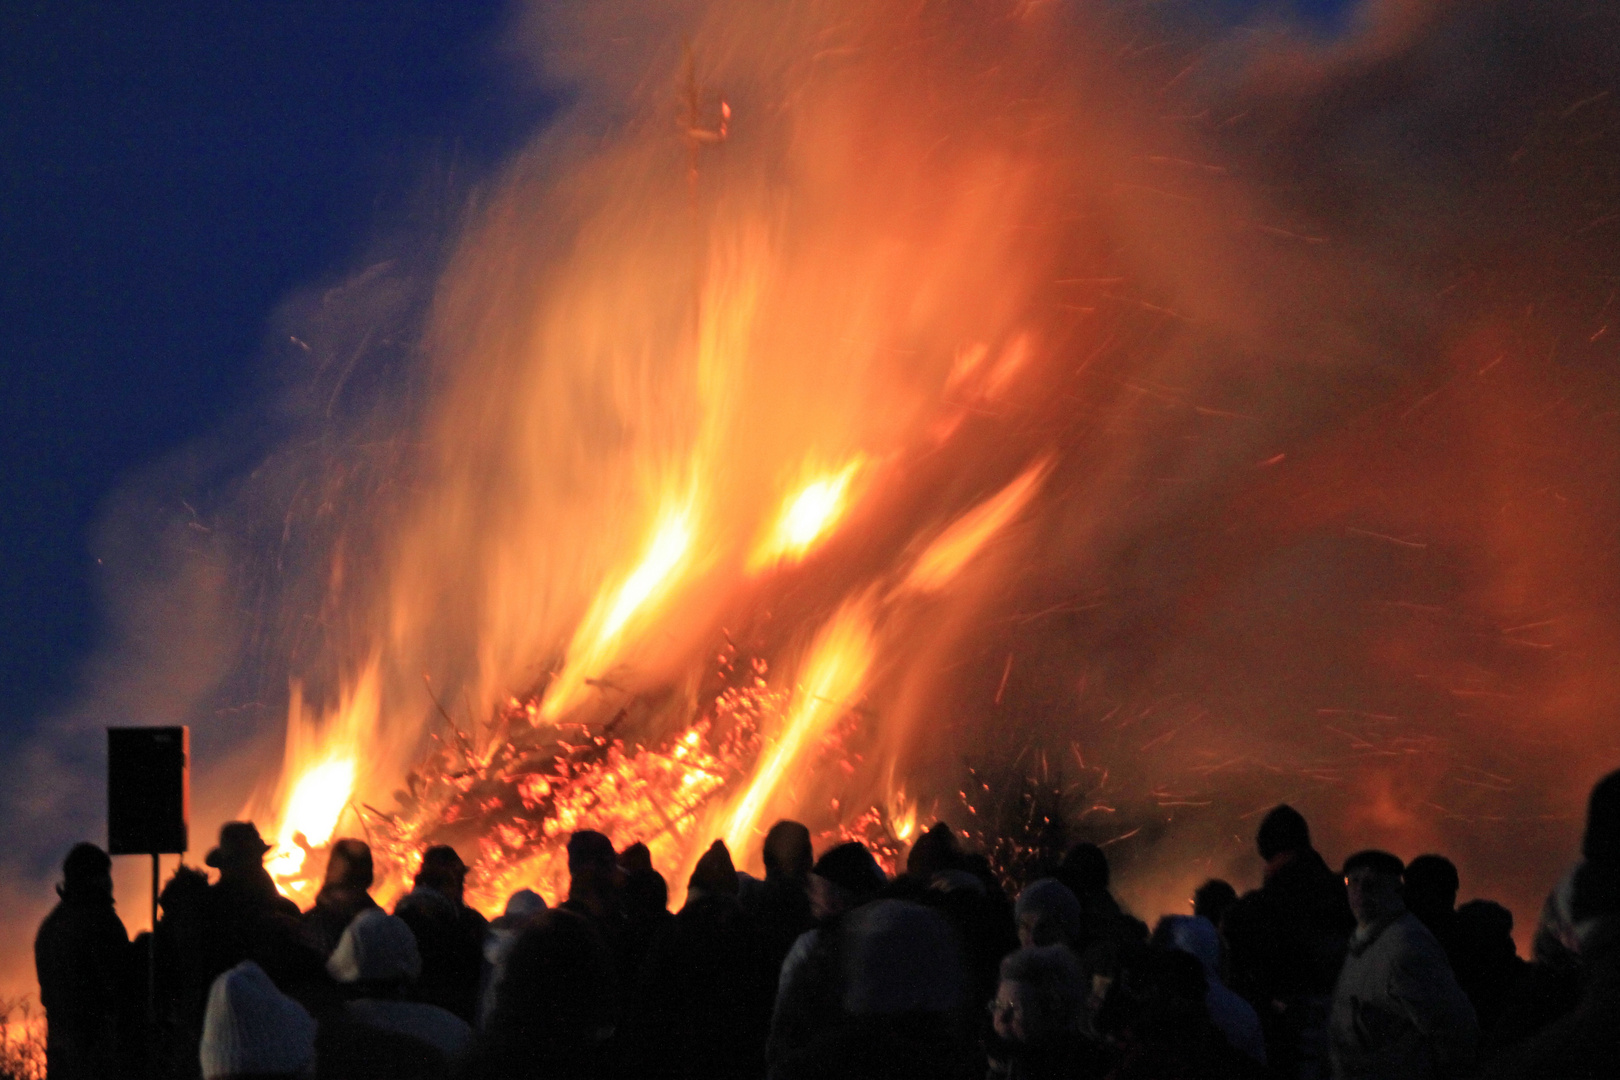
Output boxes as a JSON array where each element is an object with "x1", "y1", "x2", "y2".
[
  {"x1": 0, "y1": 2, "x2": 549, "y2": 734},
  {"x1": 0, "y1": 1, "x2": 1352, "y2": 741}
]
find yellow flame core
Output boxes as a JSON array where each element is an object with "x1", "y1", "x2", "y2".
[
  {"x1": 723, "y1": 600, "x2": 875, "y2": 853},
  {"x1": 750, "y1": 460, "x2": 863, "y2": 571},
  {"x1": 544, "y1": 504, "x2": 696, "y2": 718},
  {"x1": 901, "y1": 460, "x2": 1051, "y2": 594},
  {"x1": 264, "y1": 661, "x2": 379, "y2": 899}
]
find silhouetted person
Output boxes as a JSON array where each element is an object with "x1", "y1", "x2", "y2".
[
  {"x1": 768, "y1": 841, "x2": 886, "y2": 1073},
  {"x1": 1448, "y1": 899, "x2": 1565, "y2": 1051},
  {"x1": 305, "y1": 838, "x2": 380, "y2": 957},
  {"x1": 471, "y1": 908, "x2": 617, "y2": 1080},
  {"x1": 1330, "y1": 850, "x2": 1476, "y2": 1080},
  {"x1": 1192, "y1": 878, "x2": 1238, "y2": 930},
  {"x1": 198, "y1": 960, "x2": 316, "y2": 1080},
  {"x1": 35, "y1": 842, "x2": 129, "y2": 1080},
  {"x1": 562, "y1": 830, "x2": 623, "y2": 922},
  {"x1": 200, "y1": 822, "x2": 315, "y2": 995},
  {"x1": 393, "y1": 845, "x2": 487, "y2": 1023},
  {"x1": 1534, "y1": 767, "x2": 1620, "y2": 974},
  {"x1": 1222, "y1": 804, "x2": 1353, "y2": 1079},
  {"x1": 906, "y1": 821, "x2": 965, "y2": 882},
  {"x1": 746, "y1": 821, "x2": 816, "y2": 1014},
  {"x1": 987, "y1": 945, "x2": 1106, "y2": 1080},
  {"x1": 1098, "y1": 947, "x2": 1263, "y2": 1080},
  {"x1": 775, "y1": 900, "x2": 976, "y2": 1080},
  {"x1": 1152, "y1": 915, "x2": 1266, "y2": 1066},
  {"x1": 321, "y1": 909, "x2": 471, "y2": 1077},
  {"x1": 631, "y1": 839, "x2": 765, "y2": 1079},
  {"x1": 1015, "y1": 879, "x2": 1083, "y2": 949},
  {"x1": 1404, "y1": 854, "x2": 1462, "y2": 961},
  {"x1": 482, "y1": 889, "x2": 548, "y2": 1025},
  {"x1": 151, "y1": 864, "x2": 213, "y2": 1080},
  {"x1": 1477, "y1": 857, "x2": 1620, "y2": 1079}
]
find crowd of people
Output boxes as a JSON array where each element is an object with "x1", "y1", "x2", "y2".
[{"x1": 32, "y1": 769, "x2": 1620, "y2": 1079}]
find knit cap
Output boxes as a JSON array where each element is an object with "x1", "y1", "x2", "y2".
[
  {"x1": 812, "y1": 841, "x2": 885, "y2": 898},
  {"x1": 326, "y1": 909, "x2": 423, "y2": 985},
  {"x1": 1015, "y1": 878, "x2": 1083, "y2": 946},
  {"x1": 842, "y1": 900, "x2": 964, "y2": 1015},
  {"x1": 199, "y1": 961, "x2": 316, "y2": 1080}
]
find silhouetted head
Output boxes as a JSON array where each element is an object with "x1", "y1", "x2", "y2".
[
  {"x1": 624, "y1": 867, "x2": 668, "y2": 919},
  {"x1": 1015, "y1": 878, "x2": 1084, "y2": 948},
  {"x1": 1191, "y1": 878, "x2": 1237, "y2": 928},
  {"x1": 159, "y1": 865, "x2": 210, "y2": 918},
  {"x1": 762, "y1": 820, "x2": 813, "y2": 884},
  {"x1": 906, "y1": 821, "x2": 962, "y2": 880},
  {"x1": 841, "y1": 900, "x2": 964, "y2": 1016},
  {"x1": 60, "y1": 842, "x2": 113, "y2": 900},
  {"x1": 1256, "y1": 805, "x2": 1311, "y2": 861},
  {"x1": 1454, "y1": 899, "x2": 1517, "y2": 965},
  {"x1": 1403, "y1": 854, "x2": 1459, "y2": 920},
  {"x1": 687, "y1": 839, "x2": 739, "y2": 898},
  {"x1": 1584, "y1": 769, "x2": 1620, "y2": 864},
  {"x1": 566, "y1": 830, "x2": 616, "y2": 875},
  {"x1": 995, "y1": 945, "x2": 1086, "y2": 1046},
  {"x1": 616, "y1": 841, "x2": 652, "y2": 874},
  {"x1": 326, "y1": 910, "x2": 421, "y2": 997},
  {"x1": 1343, "y1": 850, "x2": 1405, "y2": 927},
  {"x1": 1056, "y1": 842, "x2": 1109, "y2": 897},
  {"x1": 205, "y1": 822, "x2": 272, "y2": 874},
  {"x1": 324, "y1": 838, "x2": 374, "y2": 891},
  {"x1": 415, "y1": 845, "x2": 468, "y2": 904},
  {"x1": 810, "y1": 841, "x2": 885, "y2": 918}
]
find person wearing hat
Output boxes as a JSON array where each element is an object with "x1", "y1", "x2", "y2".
[
  {"x1": 198, "y1": 960, "x2": 316, "y2": 1080},
  {"x1": 324, "y1": 909, "x2": 472, "y2": 1068},
  {"x1": 200, "y1": 822, "x2": 309, "y2": 991},
  {"x1": 393, "y1": 844, "x2": 488, "y2": 1024},
  {"x1": 34, "y1": 842, "x2": 131, "y2": 1080}
]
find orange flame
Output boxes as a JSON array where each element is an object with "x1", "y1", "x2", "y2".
[
  {"x1": 900, "y1": 459, "x2": 1051, "y2": 595},
  {"x1": 543, "y1": 501, "x2": 697, "y2": 719},
  {"x1": 749, "y1": 458, "x2": 864, "y2": 571},
  {"x1": 263, "y1": 660, "x2": 379, "y2": 901},
  {"x1": 722, "y1": 597, "x2": 876, "y2": 854}
]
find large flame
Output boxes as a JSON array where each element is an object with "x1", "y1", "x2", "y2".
[{"x1": 244, "y1": 0, "x2": 1620, "y2": 928}]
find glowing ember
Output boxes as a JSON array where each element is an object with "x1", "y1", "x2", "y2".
[{"x1": 750, "y1": 459, "x2": 864, "y2": 570}]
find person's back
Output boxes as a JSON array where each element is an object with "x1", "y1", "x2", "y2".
[
  {"x1": 775, "y1": 900, "x2": 976, "y2": 1080},
  {"x1": 634, "y1": 840, "x2": 766, "y2": 1080},
  {"x1": 1152, "y1": 915, "x2": 1266, "y2": 1067},
  {"x1": 35, "y1": 843, "x2": 130, "y2": 1080},
  {"x1": 471, "y1": 908, "x2": 618, "y2": 1080},
  {"x1": 1223, "y1": 805, "x2": 1351, "y2": 1078}
]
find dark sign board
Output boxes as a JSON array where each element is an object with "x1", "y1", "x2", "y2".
[{"x1": 107, "y1": 727, "x2": 189, "y2": 855}]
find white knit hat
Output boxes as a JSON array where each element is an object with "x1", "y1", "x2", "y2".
[
  {"x1": 326, "y1": 908, "x2": 423, "y2": 985},
  {"x1": 199, "y1": 961, "x2": 316, "y2": 1080}
]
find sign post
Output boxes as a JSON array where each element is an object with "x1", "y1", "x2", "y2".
[{"x1": 107, "y1": 726, "x2": 189, "y2": 1022}]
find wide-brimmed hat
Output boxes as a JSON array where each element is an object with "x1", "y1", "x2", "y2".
[{"x1": 206, "y1": 822, "x2": 273, "y2": 869}]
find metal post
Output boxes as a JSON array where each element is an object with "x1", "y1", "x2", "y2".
[{"x1": 149, "y1": 852, "x2": 159, "y2": 1023}]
